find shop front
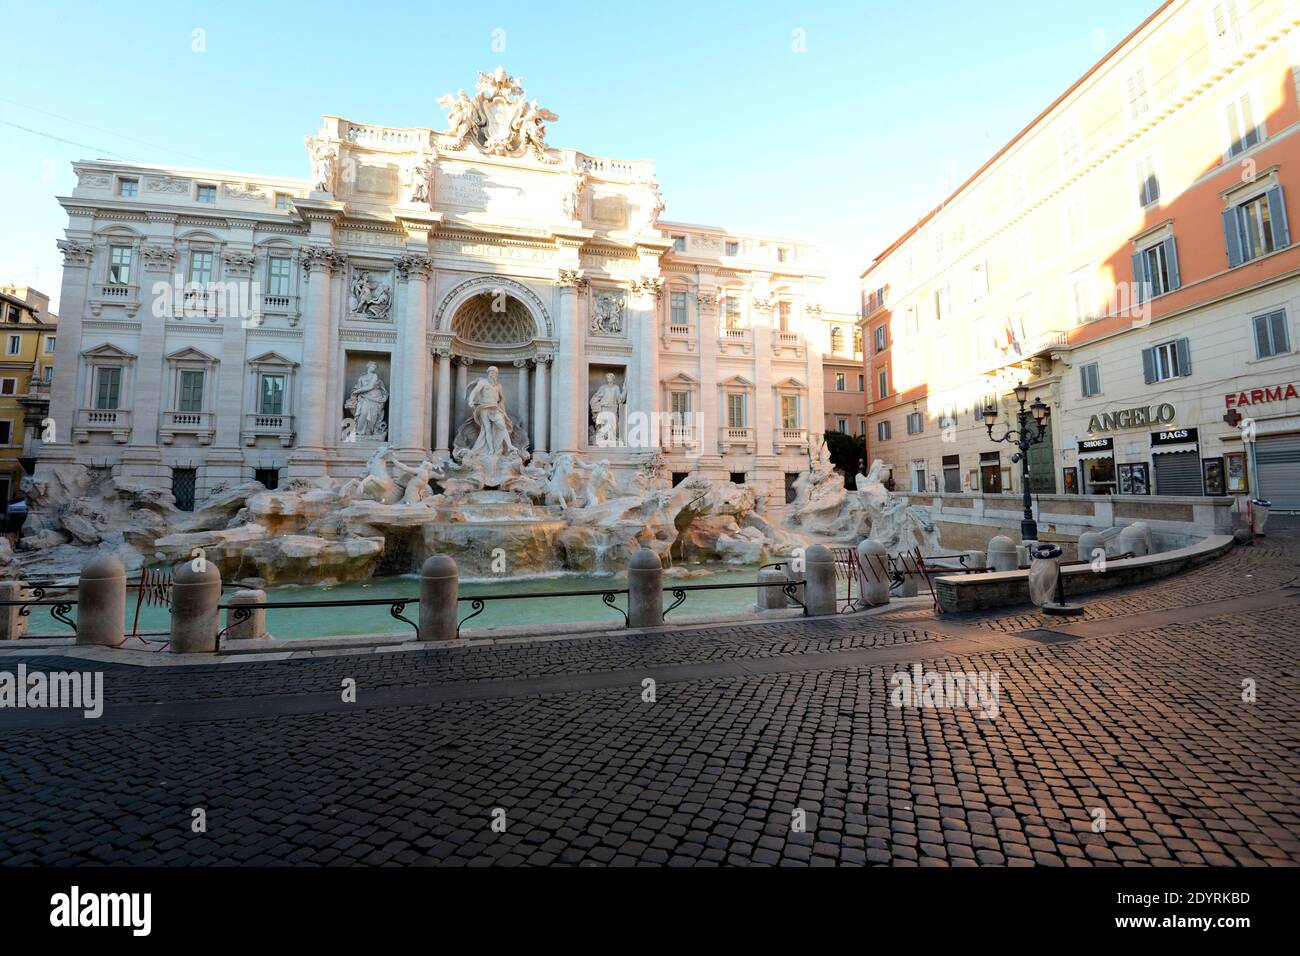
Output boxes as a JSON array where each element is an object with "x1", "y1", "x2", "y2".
[
  {"x1": 1150, "y1": 427, "x2": 1204, "y2": 495},
  {"x1": 1077, "y1": 437, "x2": 1116, "y2": 494}
]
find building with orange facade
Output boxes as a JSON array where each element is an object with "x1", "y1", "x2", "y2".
[
  {"x1": 820, "y1": 309, "x2": 866, "y2": 439},
  {"x1": 861, "y1": 0, "x2": 1300, "y2": 512}
]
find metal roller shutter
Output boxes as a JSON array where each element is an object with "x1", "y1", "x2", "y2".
[
  {"x1": 1152, "y1": 450, "x2": 1203, "y2": 496},
  {"x1": 1256, "y1": 435, "x2": 1300, "y2": 511}
]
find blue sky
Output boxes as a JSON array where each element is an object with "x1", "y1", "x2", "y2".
[{"x1": 1, "y1": 0, "x2": 1157, "y2": 311}]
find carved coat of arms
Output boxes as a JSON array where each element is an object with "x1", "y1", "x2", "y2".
[{"x1": 437, "y1": 66, "x2": 558, "y2": 162}]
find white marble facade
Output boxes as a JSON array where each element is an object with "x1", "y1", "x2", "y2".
[{"x1": 36, "y1": 68, "x2": 827, "y2": 511}]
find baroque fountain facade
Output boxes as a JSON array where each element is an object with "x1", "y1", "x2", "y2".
[{"x1": 10, "y1": 66, "x2": 944, "y2": 584}]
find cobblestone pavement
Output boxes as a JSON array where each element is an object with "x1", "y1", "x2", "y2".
[{"x1": 1, "y1": 537, "x2": 1298, "y2": 866}]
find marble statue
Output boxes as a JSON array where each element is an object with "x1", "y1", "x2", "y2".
[
  {"x1": 561, "y1": 175, "x2": 585, "y2": 219},
  {"x1": 344, "y1": 363, "x2": 389, "y2": 440},
  {"x1": 436, "y1": 67, "x2": 558, "y2": 160},
  {"x1": 349, "y1": 272, "x2": 392, "y2": 319},
  {"x1": 461, "y1": 366, "x2": 518, "y2": 460},
  {"x1": 340, "y1": 445, "x2": 414, "y2": 503},
  {"x1": 402, "y1": 151, "x2": 434, "y2": 205},
  {"x1": 437, "y1": 90, "x2": 483, "y2": 148},
  {"x1": 589, "y1": 372, "x2": 627, "y2": 446},
  {"x1": 400, "y1": 458, "x2": 444, "y2": 505},
  {"x1": 305, "y1": 136, "x2": 337, "y2": 193}
]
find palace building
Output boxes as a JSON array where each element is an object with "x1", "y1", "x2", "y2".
[
  {"x1": 35, "y1": 68, "x2": 829, "y2": 512},
  {"x1": 861, "y1": 0, "x2": 1300, "y2": 512}
]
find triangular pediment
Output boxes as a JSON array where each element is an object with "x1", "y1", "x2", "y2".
[
  {"x1": 82, "y1": 342, "x2": 136, "y2": 360},
  {"x1": 247, "y1": 350, "x2": 298, "y2": 368},
  {"x1": 165, "y1": 346, "x2": 219, "y2": 363},
  {"x1": 719, "y1": 374, "x2": 754, "y2": 388}
]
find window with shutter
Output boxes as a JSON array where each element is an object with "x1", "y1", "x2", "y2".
[{"x1": 1252, "y1": 310, "x2": 1290, "y2": 358}]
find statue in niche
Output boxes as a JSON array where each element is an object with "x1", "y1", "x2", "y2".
[
  {"x1": 464, "y1": 365, "x2": 517, "y2": 459},
  {"x1": 590, "y1": 291, "x2": 625, "y2": 335},
  {"x1": 402, "y1": 151, "x2": 434, "y2": 205},
  {"x1": 561, "y1": 175, "x2": 585, "y2": 219},
  {"x1": 343, "y1": 362, "x2": 389, "y2": 440},
  {"x1": 349, "y1": 271, "x2": 392, "y2": 319},
  {"x1": 589, "y1": 372, "x2": 627, "y2": 446},
  {"x1": 305, "y1": 136, "x2": 338, "y2": 193}
]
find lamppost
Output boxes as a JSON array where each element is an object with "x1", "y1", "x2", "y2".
[{"x1": 982, "y1": 382, "x2": 1051, "y2": 542}]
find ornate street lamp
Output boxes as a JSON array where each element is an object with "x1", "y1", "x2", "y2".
[{"x1": 982, "y1": 383, "x2": 1051, "y2": 541}]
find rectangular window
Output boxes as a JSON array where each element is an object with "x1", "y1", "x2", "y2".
[
  {"x1": 781, "y1": 395, "x2": 798, "y2": 430},
  {"x1": 1137, "y1": 155, "x2": 1160, "y2": 207},
  {"x1": 873, "y1": 325, "x2": 887, "y2": 353},
  {"x1": 259, "y1": 374, "x2": 285, "y2": 415},
  {"x1": 671, "y1": 235, "x2": 686, "y2": 251},
  {"x1": 727, "y1": 393, "x2": 745, "y2": 428},
  {"x1": 904, "y1": 306, "x2": 918, "y2": 338},
  {"x1": 118, "y1": 178, "x2": 139, "y2": 197},
  {"x1": 196, "y1": 183, "x2": 217, "y2": 204},
  {"x1": 777, "y1": 247, "x2": 789, "y2": 263},
  {"x1": 45, "y1": 335, "x2": 55, "y2": 353},
  {"x1": 95, "y1": 367, "x2": 122, "y2": 409},
  {"x1": 725, "y1": 241, "x2": 739, "y2": 256},
  {"x1": 0, "y1": 421, "x2": 11, "y2": 446},
  {"x1": 934, "y1": 286, "x2": 950, "y2": 320},
  {"x1": 777, "y1": 300, "x2": 791, "y2": 331},
  {"x1": 835, "y1": 372, "x2": 846, "y2": 391},
  {"x1": 1080, "y1": 362, "x2": 1101, "y2": 398},
  {"x1": 836, "y1": 417, "x2": 848, "y2": 433},
  {"x1": 5, "y1": 335, "x2": 18, "y2": 356},
  {"x1": 267, "y1": 256, "x2": 292, "y2": 296},
  {"x1": 906, "y1": 411, "x2": 924, "y2": 435},
  {"x1": 1235, "y1": 191, "x2": 1286, "y2": 262},
  {"x1": 670, "y1": 292, "x2": 688, "y2": 326},
  {"x1": 109, "y1": 245, "x2": 133, "y2": 285},
  {"x1": 877, "y1": 369, "x2": 888, "y2": 398},
  {"x1": 0, "y1": 379, "x2": 15, "y2": 396},
  {"x1": 1253, "y1": 310, "x2": 1290, "y2": 358},
  {"x1": 970, "y1": 263, "x2": 988, "y2": 300},
  {"x1": 274, "y1": 193, "x2": 292, "y2": 209},
  {"x1": 724, "y1": 297, "x2": 741, "y2": 329},
  {"x1": 1226, "y1": 92, "x2": 1262, "y2": 157},
  {"x1": 189, "y1": 251, "x2": 215, "y2": 285},
  {"x1": 178, "y1": 370, "x2": 205, "y2": 412},
  {"x1": 877, "y1": 420, "x2": 892, "y2": 441},
  {"x1": 670, "y1": 390, "x2": 688, "y2": 418},
  {"x1": 1068, "y1": 270, "x2": 1093, "y2": 326},
  {"x1": 1066, "y1": 199, "x2": 1086, "y2": 246},
  {"x1": 858, "y1": 418, "x2": 866, "y2": 437},
  {"x1": 857, "y1": 374, "x2": 865, "y2": 392},
  {"x1": 1125, "y1": 67, "x2": 1150, "y2": 121},
  {"x1": 1133, "y1": 237, "x2": 1180, "y2": 301},
  {"x1": 1058, "y1": 123, "x2": 1080, "y2": 172},
  {"x1": 1210, "y1": 1, "x2": 1244, "y2": 53},
  {"x1": 1143, "y1": 338, "x2": 1192, "y2": 383},
  {"x1": 912, "y1": 461, "x2": 927, "y2": 493}
]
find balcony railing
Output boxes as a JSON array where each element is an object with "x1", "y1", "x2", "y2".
[
  {"x1": 773, "y1": 427, "x2": 807, "y2": 452},
  {"x1": 664, "y1": 424, "x2": 696, "y2": 448},
  {"x1": 242, "y1": 412, "x2": 295, "y2": 447},
  {"x1": 719, "y1": 426, "x2": 754, "y2": 449},
  {"x1": 161, "y1": 410, "x2": 215, "y2": 445},
  {"x1": 74, "y1": 407, "x2": 131, "y2": 443},
  {"x1": 90, "y1": 283, "x2": 139, "y2": 317}
]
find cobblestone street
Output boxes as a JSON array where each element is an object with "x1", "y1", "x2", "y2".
[{"x1": 2, "y1": 536, "x2": 1298, "y2": 867}]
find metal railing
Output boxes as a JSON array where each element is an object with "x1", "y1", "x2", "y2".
[
  {"x1": 215, "y1": 596, "x2": 419, "y2": 649},
  {"x1": 456, "y1": 587, "x2": 628, "y2": 637},
  {"x1": 663, "y1": 580, "x2": 806, "y2": 618},
  {"x1": 0, "y1": 590, "x2": 77, "y2": 633}
]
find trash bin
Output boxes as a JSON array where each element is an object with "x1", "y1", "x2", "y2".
[{"x1": 1252, "y1": 499, "x2": 1271, "y2": 536}]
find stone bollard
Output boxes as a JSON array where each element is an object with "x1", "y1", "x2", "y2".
[
  {"x1": 170, "y1": 559, "x2": 222, "y2": 653},
  {"x1": 224, "y1": 589, "x2": 269, "y2": 642},
  {"x1": 419, "y1": 554, "x2": 459, "y2": 641},
  {"x1": 1076, "y1": 531, "x2": 1105, "y2": 563},
  {"x1": 0, "y1": 580, "x2": 28, "y2": 640},
  {"x1": 78, "y1": 554, "x2": 126, "y2": 647},
  {"x1": 756, "y1": 567, "x2": 789, "y2": 610},
  {"x1": 1118, "y1": 523, "x2": 1150, "y2": 557},
  {"x1": 628, "y1": 549, "x2": 664, "y2": 628},
  {"x1": 855, "y1": 539, "x2": 890, "y2": 607},
  {"x1": 988, "y1": 535, "x2": 1019, "y2": 572},
  {"x1": 804, "y1": 544, "x2": 838, "y2": 616}
]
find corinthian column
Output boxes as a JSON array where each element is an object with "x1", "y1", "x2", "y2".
[
  {"x1": 532, "y1": 355, "x2": 550, "y2": 453},
  {"x1": 554, "y1": 270, "x2": 586, "y2": 453},
  {"x1": 394, "y1": 254, "x2": 432, "y2": 454},
  {"x1": 434, "y1": 349, "x2": 452, "y2": 456},
  {"x1": 630, "y1": 276, "x2": 663, "y2": 451},
  {"x1": 289, "y1": 246, "x2": 342, "y2": 475},
  {"x1": 513, "y1": 358, "x2": 530, "y2": 439}
]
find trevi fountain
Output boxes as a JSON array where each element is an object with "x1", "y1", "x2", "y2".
[{"x1": 5, "y1": 363, "x2": 941, "y2": 589}]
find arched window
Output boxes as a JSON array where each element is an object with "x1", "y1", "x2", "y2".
[{"x1": 830, "y1": 326, "x2": 845, "y2": 354}]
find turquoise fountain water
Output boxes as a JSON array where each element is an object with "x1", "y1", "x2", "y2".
[{"x1": 30, "y1": 567, "x2": 776, "y2": 639}]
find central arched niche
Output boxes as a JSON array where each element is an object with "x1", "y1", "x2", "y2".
[{"x1": 450, "y1": 292, "x2": 537, "y2": 349}]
